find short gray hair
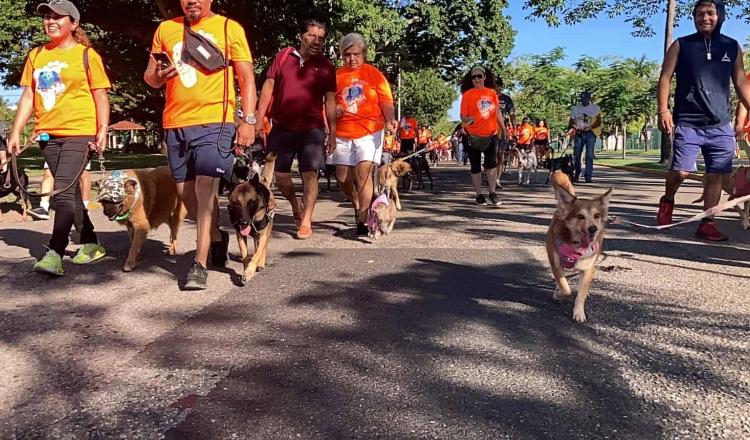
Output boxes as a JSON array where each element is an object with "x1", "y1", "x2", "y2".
[{"x1": 339, "y1": 33, "x2": 367, "y2": 57}]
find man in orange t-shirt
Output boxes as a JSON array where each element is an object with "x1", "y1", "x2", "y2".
[
  {"x1": 398, "y1": 114, "x2": 418, "y2": 154},
  {"x1": 417, "y1": 125, "x2": 431, "y2": 149},
  {"x1": 144, "y1": 0, "x2": 257, "y2": 290},
  {"x1": 516, "y1": 117, "x2": 534, "y2": 152}
]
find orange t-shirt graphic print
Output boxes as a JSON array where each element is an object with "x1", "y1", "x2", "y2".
[
  {"x1": 460, "y1": 87, "x2": 499, "y2": 137},
  {"x1": 335, "y1": 64, "x2": 393, "y2": 139},
  {"x1": 151, "y1": 15, "x2": 252, "y2": 128},
  {"x1": 20, "y1": 43, "x2": 111, "y2": 137},
  {"x1": 399, "y1": 117, "x2": 417, "y2": 139}
]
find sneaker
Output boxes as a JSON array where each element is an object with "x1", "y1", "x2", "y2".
[
  {"x1": 210, "y1": 230, "x2": 229, "y2": 268},
  {"x1": 656, "y1": 196, "x2": 674, "y2": 226},
  {"x1": 356, "y1": 222, "x2": 369, "y2": 236},
  {"x1": 475, "y1": 194, "x2": 488, "y2": 206},
  {"x1": 33, "y1": 249, "x2": 64, "y2": 276},
  {"x1": 488, "y1": 193, "x2": 502, "y2": 206},
  {"x1": 695, "y1": 221, "x2": 728, "y2": 242},
  {"x1": 28, "y1": 207, "x2": 50, "y2": 220},
  {"x1": 71, "y1": 243, "x2": 106, "y2": 264},
  {"x1": 183, "y1": 260, "x2": 208, "y2": 290}
]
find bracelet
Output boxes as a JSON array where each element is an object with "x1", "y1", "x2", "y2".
[{"x1": 657, "y1": 110, "x2": 671, "y2": 115}]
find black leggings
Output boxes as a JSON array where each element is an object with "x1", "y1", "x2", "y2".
[
  {"x1": 41, "y1": 137, "x2": 97, "y2": 255},
  {"x1": 467, "y1": 136, "x2": 499, "y2": 174}
]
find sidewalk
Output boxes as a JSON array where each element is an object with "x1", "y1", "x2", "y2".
[{"x1": 1, "y1": 164, "x2": 748, "y2": 439}]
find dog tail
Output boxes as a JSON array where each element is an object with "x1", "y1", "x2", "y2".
[{"x1": 261, "y1": 152, "x2": 277, "y2": 187}]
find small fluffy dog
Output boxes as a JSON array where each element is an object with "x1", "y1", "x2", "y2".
[
  {"x1": 378, "y1": 159, "x2": 411, "y2": 210},
  {"x1": 0, "y1": 164, "x2": 30, "y2": 222},
  {"x1": 227, "y1": 152, "x2": 277, "y2": 284},
  {"x1": 693, "y1": 165, "x2": 750, "y2": 230},
  {"x1": 546, "y1": 172, "x2": 612, "y2": 323},
  {"x1": 368, "y1": 191, "x2": 397, "y2": 239},
  {"x1": 98, "y1": 167, "x2": 186, "y2": 272},
  {"x1": 514, "y1": 147, "x2": 538, "y2": 185}
]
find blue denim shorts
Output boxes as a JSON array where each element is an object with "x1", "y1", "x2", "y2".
[
  {"x1": 165, "y1": 123, "x2": 236, "y2": 182},
  {"x1": 670, "y1": 123, "x2": 735, "y2": 174}
]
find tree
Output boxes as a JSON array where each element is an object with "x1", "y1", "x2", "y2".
[
  {"x1": 399, "y1": 69, "x2": 457, "y2": 127},
  {"x1": 0, "y1": 0, "x2": 514, "y2": 125}
]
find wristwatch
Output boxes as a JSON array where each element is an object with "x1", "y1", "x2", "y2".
[{"x1": 235, "y1": 109, "x2": 257, "y2": 125}]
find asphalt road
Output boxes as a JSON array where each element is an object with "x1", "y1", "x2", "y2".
[{"x1": 0, "y1": 163, "x2": 748, "y2": 439}]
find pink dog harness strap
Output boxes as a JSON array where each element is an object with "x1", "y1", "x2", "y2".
[
  {"x1": 556, "y1": 240, "x2": 599, "y2": 270},
  {"x1": 734, "y1": 168, "x2": 750, "y2": 198},
  {"x1": 368, "y1": 194, "x2": 390, "y2": 235}
]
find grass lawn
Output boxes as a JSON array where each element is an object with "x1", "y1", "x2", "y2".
[
  {"x1": 597, "y1": 158, "x2": 706, "y2": 173},
  {"x1": 14, "y1": 146, "x2": 167, "y2": 177},
  {"x1": 597, "y1": 149, "x2": 661, "y2": 157}
]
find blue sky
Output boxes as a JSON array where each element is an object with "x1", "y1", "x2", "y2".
[{"x1": 447, "y1": 2, "x2": 750, "y2": 119}]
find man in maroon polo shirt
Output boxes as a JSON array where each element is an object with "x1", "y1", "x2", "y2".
[{"x1": 256, "y1": 18, "x2": 337, "y2": 240}]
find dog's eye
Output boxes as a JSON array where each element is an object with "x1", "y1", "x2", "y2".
[
  {"x1": 577, "y1": 214, "x2": 585, "y2": 220},
  {"x1": 594, "y1": 214, "x2": 601, "y2": 219}
]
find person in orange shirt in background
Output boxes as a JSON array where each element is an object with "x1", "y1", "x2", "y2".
[
  {"x1": 382, "y1": 129, "x2": 398, "y2": 164},
  {"x1": 516, "y1": 117, "x2": 534, "y2": 152},
  {"x1": 736, "y1": 72, "x2": 750, "y2": 160},
  {"x1": 7, "y1": 0, "x2": 110, "y2": 276},
  {"x1": 459, "y1": 65, "x2": 507, "y2": 207},
  {"x1": 398, "y1": 113, "x2": 418, "y2": 155},
  {"x1": 533, "y1": 119, "x2": 552, "y2": 162},
  {"x1": 144, "y1": 0, "x2": 257, "y2": 290},
  {"x1": 417, "y1": 124, "x2": 431, "y2": 150},
  {"x1": 333, "y1": 33, "x2": 397, "y2": 236}
]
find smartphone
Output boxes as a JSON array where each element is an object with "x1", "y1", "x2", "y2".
[{"x1": 152, "y1": 52, "x2": 173, "y2": 70}]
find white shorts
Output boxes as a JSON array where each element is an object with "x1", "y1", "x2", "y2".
[
  {"x1": 334, "y1": 130, "x2": 383, "y2": 166},
  {"x1": 43, "y1": 161, "x2": 91, "y2": 171}
]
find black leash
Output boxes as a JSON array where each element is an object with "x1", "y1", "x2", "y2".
[{"x1": 11, "y1": 145, "x2": 98, "y2": 199}]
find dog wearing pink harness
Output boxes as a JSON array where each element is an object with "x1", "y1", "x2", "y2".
[{"x1": 368, "y1": 192, "x2": 398, "y2": 239}]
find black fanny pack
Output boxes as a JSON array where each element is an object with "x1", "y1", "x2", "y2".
[
  {"x1": 182, "y1": 18, "x2": 229, "y2": 73},
  {"x1": 468, "y1": 135, "x2": 493, "y2": 152}
]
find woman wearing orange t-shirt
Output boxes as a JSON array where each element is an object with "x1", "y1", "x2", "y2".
[
  {"x1": 8, "y1": 0, "x2": 110, "y2": 276},
  {"x1": 533, "y1": 119, "x2": 552, "y2": 161},
  {"x1": 459, "y1": 66, "x2": 506, "y2": 206},
  {"x1": 334, "y1": 33, "x2": 397, "y2": 235}
]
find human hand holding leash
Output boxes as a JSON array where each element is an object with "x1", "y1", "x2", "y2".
[
  {"x1": 88, "y1": 127, "x2": 107, "y2": 155},
  {"x1": 6, "y1": 132, "x2": 22, "y2": 156},
  {"x1": 326, "y1": 133, "x2": 336, "y2": 156},
  {"x1": 236, "y1": 122, "x2": 256, "y2": 149}
]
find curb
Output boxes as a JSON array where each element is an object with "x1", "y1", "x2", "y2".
[{"x1": 597, "y1": 163, "x2": 704, "y2": 182}]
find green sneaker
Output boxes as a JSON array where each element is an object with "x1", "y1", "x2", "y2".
[
  {"x1": 71, "y1": 243, "x2": 106, "y2": 265},
  {"x1": 34, "y1": 250, "x2": 64, "y2": 276}
]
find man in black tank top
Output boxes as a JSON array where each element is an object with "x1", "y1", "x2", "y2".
[{"x1": 656, "y1": 0, "x2": 750, "y2": 241}]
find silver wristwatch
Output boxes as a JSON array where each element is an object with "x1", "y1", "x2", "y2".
[{"x1": 235, "y1": 109, "x2": 257, "y2": 125}]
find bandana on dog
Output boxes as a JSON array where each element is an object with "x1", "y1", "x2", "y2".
[{"x1": 556, "y1": 236, "x2": 599, "y2": 270}]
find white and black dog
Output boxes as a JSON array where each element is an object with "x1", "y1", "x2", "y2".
[{"x1": 514, "y1": 147, "x2": 538, "y2": 185}]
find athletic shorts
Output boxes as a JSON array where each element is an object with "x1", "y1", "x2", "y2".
[
  {"x1": 267, "y1": 126, "x2": 326, "y2": 173},
  {"x1": 45, "y1": 160, "x2": 91, "y2": 171},
  {"x1": 334, "y1": 130, "x2": 383, "y2": 166},
  {"x1": 670, "y1": 123, "x2": 735, "y2": 174},
  {"x1": 164, "y1": 123, "x2": 236, "y2": 182}
]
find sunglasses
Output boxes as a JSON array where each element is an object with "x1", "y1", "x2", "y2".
[{"x1": 471, "y1": 74, "x2": 484, "y2": 80}]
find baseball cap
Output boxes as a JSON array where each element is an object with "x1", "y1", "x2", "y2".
[
  {"x1": 580, "y1": 91, "x2": 592, "y2": 99},
  {"x1": 37, "y1": 0, "x2": 81, "y2": 22}
]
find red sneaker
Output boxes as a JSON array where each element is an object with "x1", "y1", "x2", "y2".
[
  {"x1": 656, "y1": 197, "x2": 674, "y2": 226},
  {"x1": 696, "y1": 221, "x2": 728, "y2": 242}
]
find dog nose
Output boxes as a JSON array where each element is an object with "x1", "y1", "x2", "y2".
[{"x1": 588, "y1": 225, "x2": 598, "y2": 235}]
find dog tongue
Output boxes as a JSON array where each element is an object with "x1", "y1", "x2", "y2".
[{"x1": 240, "y1": 225, "x2": 252, "y2": 236}]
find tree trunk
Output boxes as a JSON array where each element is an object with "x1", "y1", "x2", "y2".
[
  {"x1": 660, "y1": 0, "x2": 677, "y2": 164},
  {"x1": 622, "y1": 123, "x2": 627, "y2": 159},
  {"x1": 614, "y1": 125, "x2": 619, "y2": 151}
]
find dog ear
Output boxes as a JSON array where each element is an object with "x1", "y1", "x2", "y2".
[
  {"x1": 124, "y1": 179, "x2": 138, "y2": 194},
  {"x1": 555, "y1": 185, "x2": 576, "y2": 210},
  {"x1": 598, "y1": 187, "x2": 613, "y2": 210}
]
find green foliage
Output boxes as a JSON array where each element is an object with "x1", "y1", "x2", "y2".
[
  {"x1": 399, "y1": 69, "x2": 457, "y2": 127},
  {"x1": 508, "y1": 48, "x2": 658, "y2": 137},
  {"x1": 521, "y1": 0, "x2": 749, "y2": 37},
  {"x1": 0, "y1": 0, "x2": 514, "y2": 127}
]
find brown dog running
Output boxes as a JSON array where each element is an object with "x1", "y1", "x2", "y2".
[
  {"x1": 227, "y1": 152, "x2": 277, "y2": 284},
  {"x1": 98, "y1": 167, "x2": 187, "y2": 272},
  {"x1": 377, "y1": 159, "x2": 411, "y2": 210},
  {"x1": 546, "y1": 172, "x2": 612, "y2": 323}
]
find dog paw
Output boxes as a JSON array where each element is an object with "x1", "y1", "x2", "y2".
[
  {"x1": 123, "y1": 264, "x2": 134, "y2": 273},
  {"x1": 572, "y1": 307, "x2": 587, "y2": 323},
  {"x1": 553, "y1": 287, "x2": 572, "y2": 301}
]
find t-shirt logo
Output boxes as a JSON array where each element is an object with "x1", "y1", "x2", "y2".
[
  {"x1": 33, "y1": 61, "x2": 68, "y2": 111},
  {"x1": 343, "y1": 79, "x2": 366, "y2": 114},
  {"x1": 721, "y1": 52, "x2": 731, "y2": 63},
  {"x1": 477, "y1": 96, "x2": 494, "y2": 120},
  {"x1": 172, "y1": 29, "x2": 217, "y2": 88}
]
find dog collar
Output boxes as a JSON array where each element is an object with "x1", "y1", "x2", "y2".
[{"x1": 556, "y1": 239, "x2": 599, "y2": 270}]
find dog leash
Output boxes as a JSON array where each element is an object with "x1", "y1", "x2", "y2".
[
  {"x1": 609, "y1": 193, "x2": 750, "y2": 230},
  {"x1": 11, "y1": 143, "x2": 99, "y2": 199}
]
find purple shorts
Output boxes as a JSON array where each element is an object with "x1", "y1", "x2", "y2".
[{"x1": 670, "y1": 123, "x2": 735, "y2": 174}]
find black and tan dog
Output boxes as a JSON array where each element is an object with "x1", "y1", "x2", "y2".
[
  {"x1": 227, "y1": 152, "x2": 277, "y2": 284},
  {"x1": 0, "y1": 164, "x2": 30, "y2": 222},
  {"x1": 98, "y1": 167, "x2": 187, "y2": 272},
  {"x1": 546, "y1": 172, "x2": 612, "y2": 323}
]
